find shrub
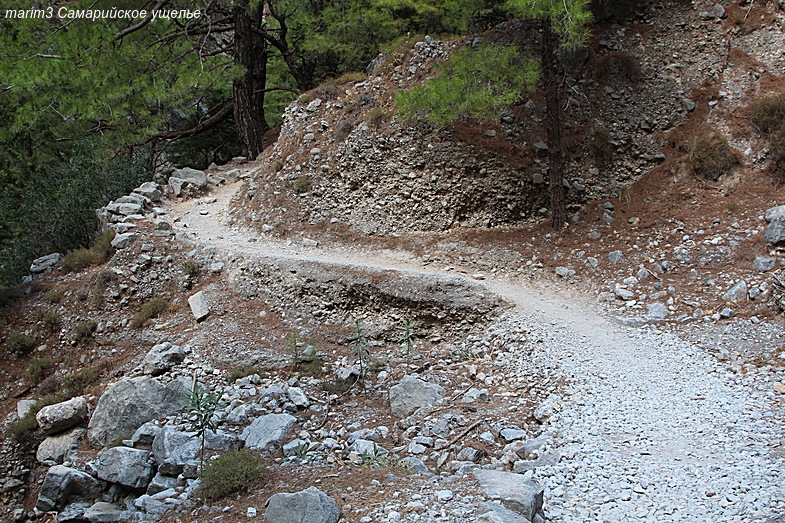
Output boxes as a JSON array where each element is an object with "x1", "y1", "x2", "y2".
[
  {"x1": 336, "y1": 121, "x2": 356, "y2": 142},
  {"x1": 689, "y1": 132, "x2": 737, "y2": 181},
  {"x1": 0, "y1": 287, "x2": 23, "y2": 308},
  {"x1": 591, "y1": 127, "x2": 616, "y2": 167},
  {"x1": 62, "y1": 367, "x2": 100, "y2": 396},
  {"x1": 6, "y1": 331, "x2": 36, "y2": 356},
  {"x1": 227, "y1": 365, "x2": 262, "y2": 382},
  {"x1": 61, "y1": 230, "x2": 117, "y2": 273},
  {"x1": 326, "y1": 72, "x2": 366, "y2": 85},
  {"x1": 131, "y1": 297, "x2": 168, "y2": 328},
  {"x1": 293, "y1": 176, "x2": 312, "y2": 194},
  {"x1": 44, "y1": 289, "x2": 63, "y2": 304},
  {"x1": 751, "y1": 94, "x2": 785, "y2": 180},
  {"x1": 311, "y1": 84, "x2": 341, "y2": 101},
  {"x1": 72, "y1": 320, "x2": 97, "y2": 344},
  {"x1": 367, "y1": 107, "x2": 393, "y2": 127},
  {"x1": 181, "y1": 260, "x2": 200, "y2": 278},
  {"x1": 43, "y1": 310, "x2": 62, "y2": 333},
  {"x1": 91, "y1": 230, "x2": 116, "y2": 264},
  {"x1": 26, "y1": 356, "x2": 54, "y2": 383},
  {"x1": 6, "y1": 413, "x2": 40, "y2": 442},
  {"x1": 198, "y1": 450, "x2": 268, "y2": 501},
  {"x1": 595, "y1": 52, "x2": 643, "y2": 84}
]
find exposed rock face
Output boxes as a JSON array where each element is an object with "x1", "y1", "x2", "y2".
[
  {"x1": 36, "y1": 465, "x2": 102, "y2": 512},
  {"x1": 36, "y1": 428, "x2": 85, "y2": 466},
  {"x1": 240, "y1": 413, "x2": 297, "y2": 451},
  {"x1": 36, "y1": 396, "x2": 88, "y2": 436},
  {"x1": 94, "y1": 447, "x2": 156, "y2": 490},
  {"x1": 133, "y1": 182, "x2": 162, "y2": 202},
  {"x1": 389, "y1": 375, "x2": 444, "y2": 417},
  {"x1": 152, "y1": 427, "x2": 241, "y2": 476},
  {"x1": 264, "y1": 486, "x2": 340, "y2": 523},
  {"x1": 30, "y1": 253, "x2": 63, "y2": 273},
  {"x1": 473, "y1": 469, "x2": 544, "y2": 522},
  {"x1": 87, "y1": 376, "x2": 191, "y2": 448},
  {"x1": 188, "y1": 291, "x2": 210, "y2": 321},
  {"x1": 172, "y1": 167, "x2": 208, "y2": 189},
  {"x1": 764, "y1": 206, "x2": 785, "y2": 245}
]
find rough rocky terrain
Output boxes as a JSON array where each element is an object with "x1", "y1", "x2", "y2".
[{"x1": 2, "y1": 1, "x2": 785, "y2": 522}]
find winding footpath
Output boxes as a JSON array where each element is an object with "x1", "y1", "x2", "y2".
[{"x1": 170, "y1": 180, "x2": 785, "y2": 523}]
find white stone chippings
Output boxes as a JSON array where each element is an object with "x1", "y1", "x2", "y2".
[{"x1": 505, "y1": 310, "x2": 785, "y2": 523}]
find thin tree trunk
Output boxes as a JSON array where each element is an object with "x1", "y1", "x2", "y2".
[
  {"x1": 541, "y1": 20, "x2": 567, "y2": 229},
  {"x1": 233, "y1": 2, "x2": 269, "y2": 159}
]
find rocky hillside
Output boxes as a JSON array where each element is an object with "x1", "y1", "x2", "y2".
[{"x1": 1, "y1": 1, "x2": 785, "y2": 523}]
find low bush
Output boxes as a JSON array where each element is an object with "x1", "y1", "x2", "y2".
[
  {"x1": 226, "y1": 365, "x2": 263, "y2": 382},
  {"x1": 367, "y1": 107, "x2": 393, "y2": 127},
  {"x1": 6, "y1": 413, "x2": 39, "y2": 442},
  {"x1": 752, "y1": 93, "x2": 785, "y2": 181},
  {"x1": 689, "y1": 132, "x2": 737, "y2": 181},
  {"x1": 26, "y1": 356, "x2": 54, "y2": 383},
  {"x1": 62, "y1": 367, "x2": 100, "y2": 396},
  {"x1": 131, "y1": 297, "x2": 168, "y2": 328},
  {"x1": 198, "y1": 449, "x2": 268, "y2": 501},
  {"x1": 61, "y1": 231, "x2": 117, "y2": 273},
  {"x1": 43, "y1": 310, "x2": 61, "y2": 333},
  {"x1": 44, "y1": 289, "x2": 63, "y2": 304},
  {"x1": 325, "y1": 71, "x2": 366, "y2": 85},
  {"x1": 5, "y1": 331, "x2": 36, "y2": 356},
  {"x1": 293, "y1": 176, "x2": 312, "y2": 194},
  {"x1": 181, "y1": 260, "x2": 200, "y2": 278},
  {"x1": 72, "y1": 320, "x2": 97, "y2": 344},
  {"x1": 591, "y1": 127, "x2": 616, "y2": 167}
]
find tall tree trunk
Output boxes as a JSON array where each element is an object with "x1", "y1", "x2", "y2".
[
  {"x1": 233, "y1": 2, "x2": 269, "y2": 159},
  {"x1": 541, "y1": 20, "x2": 567, "y2": 229}
]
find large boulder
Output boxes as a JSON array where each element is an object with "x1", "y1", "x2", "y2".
[
  {"x1": 264, "y1": 486, "x2": 340, "y2": 523},
  {"x1": 188, "y1": 291, "x2": 210, "y2": 322},
  {"x1": 87, "y1": 376, "x2": 191, "y2": 448},
  {"x1": 473, "y1": 469, "x2": 544, "y2": 522},
  {"x1": 133, "y1": 182, "x2": 162, "y2": 202},
  {"x1": 36, "y1": 465, "x2": 102, "y2": 512},
  {"x1": 142, "y1": 342, "x2": 185, "y2": 376},
  {"x1": 36, "y1": 396, "x2": 88, "y2": 435},
  {"x1": 389, "y1": 375, "x2": 444, "y2": 417},
  {"x1": 240, "y1": 414, "x2": 296, "y2": 451},
  {"x1": 152, "y1": 427, "x2": 241, "y2": 476},
  {"x1": 172, "y1": 168, "x2": 208, "y2": 189},
  {"x1": 37, "y1": 428, "x2": 85, "y2": 466},
  {"x1": 764, "y1": 206, "x2": 785, "y2": 245},
  {"x1": 94, "y1": 447, "x2": 156, "y2": 490}
]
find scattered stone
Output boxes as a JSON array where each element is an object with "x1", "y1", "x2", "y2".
[
  {"x1": 94, "y1": 447, "x2": 156, "y2": 490},
  {"x1": 473, "y1": 469, "x2": 544, "y2": 522},
  {"x1": 36, "y1": 396, "x2": 88, "y2": 436},
  {"x1": 131, "y1": 422, "x2": 161, "y2": 447},
  {"x1": 110, "y1": 232, "x2": 137, "y2": 250},
  {"x1": 264, "y1": 486, "x2": 340, "y2": 523},
  {"x1": 533, "y1": 394, "x2": 560, "y2": 423},
  {"x1": 389, "y1": 375, "x2": 445, "y2": 417},
  {"x1": 241, "y1": 413, "x2": 297, "y2": 451},
  {"x1": 720, "y1": 307, "x2": 735, "y2": 318},
  {"x1": 302, "y1": 238, "x2": 319, "y2": 247},
  {"x1": 133, "y1": 182, "x2": 162, "y2": 202},
  {"x1": 462, "y1": 387, "x2": 489, "y2": 403},
  {"x1": 142, "y1": 342, "x2": 185, "y2": 376},
  {"x1": 614, "y1": 286, "x2": 635, "y2": 301},
  {"x1": 188, "y1": 291, "x2": 210, "y2": 321},
  {"x1": 83, "y1": 502, "x2": 125, "y2": 522},
  {"x1": 608, "y1": 251, "x2": 624, "y2": 264},
  {"x1": 753, "y1": 256, "x2": 776, "y2": 273},
  {"x1": 645, "y1": 302, "x2": 668, "y2": 322},
  {"x1": 500, "y1": 428, "x2": 527, "y2": 442},
  {"x1": 287, "y1": 387, "x2": 310, "y2": 409}
]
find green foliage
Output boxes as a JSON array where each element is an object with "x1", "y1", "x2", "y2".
[
  {"x1": 197, "y1": 449, "x2": 268, "y2": 501},
  {"x1": 326, "y1": 72, "x2": 367, "y2": 85},
  {"x1": 62, "y1": 229, "x2": 118, "y2": 273},
  {"x1": 689, "y1": 132, "x2": 737, "y2": 181},
  {"x1": 181, "y1": 260, "x2": 200, "y2": 278},
  {"x1": 752, "y1": 93, "x2": 785, "y2": 180},
  {"x1": 6, "y1": 412, "x2": 40, "y2": 442},
  {"x1": 44, "y1": 289, "x2": 63, "y2": 304},
  {"x1": 397, "y1": 44, "x2": 538, "y2": 125},
  {"x1": 72, "y1": 320, "x2": 97, "y2": 344},
  {"x1": 62, "y1": 249, "x2": 95, "y2": 274},
  {"x1": 131, "y1": 297, "x2": 168, "y2": 328},
  {"x1": 227, "y1": 365, "x2": 264, "y2": 382},
  {"x1": 185, "y1": 381, "x2": 226, "y2": 467},
  {"x1": 5, "y1": 331, "x2": 36, "y2": 356},
  {"x1": 62, "y1": 367, "x2": 100, "y2": 396},
  {"x1": 505, "y1": 0, "x2": 593, "y2": 49},
  {"x1": 293, "y1": 176, "x2": 312, "y2": 194},
  {"x1": 26, "y1": 357, "x2": 54, "y2": 384},
  {"x1": 42, "y1": 310, "x2": 61, "y2": 334},
  {"x1": 357, "y1": 443, "x2": 391, "y2": 467},
  {"x1": 396, "y1": 319, "x2": 418, "y2": 358},
  {"x1": 350, "y1": 320, "x2": 371, "y2": 377}
]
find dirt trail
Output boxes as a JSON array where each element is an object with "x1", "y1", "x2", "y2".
[{"x1": 166, "y1": 180, "x2": 785, "y2": 522}]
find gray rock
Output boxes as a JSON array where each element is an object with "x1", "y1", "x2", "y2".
[
  {"x1": 94, "y1": 447, "x2": 155, "y2": 489},
  {"x1": 753, "y1": 256, "x2": 776, "y2": 273},
  {"x1": 287, "y1": 387, "x2": 310, "y2": 409},
  {"x1": 37, "y1": 428, "x2": 85, "y2": 466},
  {"x1": 106, "y1": 202, "x2": 143, "y2": 216},
  {"x1": 241, "y1": 413, "x2": 297, "y2": 451},
  {"x1": 349, "y1": 439, "x2": 387, "y2": 457},
  {"x1": 56, "y1": 502, "x2": 91, "y2": 523},
  {"x1": 133, "y1": 494, "x2": 172, "y2": 518},
  {"x1": 172, "y1": 167, "x2": 207, "y2": 188},
  {"x1": 306, "y1": 98, "x2": 323, "y2": 112},
  {"x1": 283, "y1": 438, "x2": 311, "y2": 457},
  {"x1": 30, "y1": 253, "x2": 63, "y2": 273},
  {"x1": 87, "y1": 376, "x2": 191, "y2": 447},
  {"x1": 153, "y1": 218, "x2": 171, "y2": 231},
  {"x1": 110, "y1": 232, "x2": 137, "y2": 250},
  {"x1": 722, "y1": 281, "x2": 747, "y2": 303},
  {"x1": 500, "y1": 428, "x2": 527, "y2": 442},
  {"x1": 614, "y1": 286, "x2": 634, "y2": 301},
  {"x1": 456, "y1": 447, "x2": 484, "y2": 462},
  {"x1": 764, "y1": 219, "x2": 785, "y2": 245},
  {"x1": 400, "y1": 456, "x2": 431, "y2": 475},
  {"x1": 133, "y1": 182, "x2": 162, "y2": 202},
  {"x1": 389, "y1": 375, "x2": 444, "y2": 417},
  {"x1": 608, "y1": 251, "x2": 624, "y2": 263},
  {"x1": 264, "y1": 486, "x2": 340, "y2": 523},
  {"x1": 83, "y1": 502, "x2": 124, "y2": 522},
  {"x1": 153, "y1": 427, "x2": 241, "y2": 476},
  {"x1": 517, "y1": 435, "x2": 550, "y2": 460},
  {"x1": 477, "y1": 501, "x2": 531, "y2": 523},
  {"x1": 554, "y1": 266, "x2": 573, "y2": 278},
  {"x1": 146, "y1": 473, "x2": 179, "y2": 496},
  {"x1": 586, "y1": 257, "x2": 599, "y2": 269},
  {"x1": 142, "y1": 342, "x2": 185, "y2": 376},
  {"x1": 302, "y1": 238, "x2": 319, "y2": 247},
  {"x1": 645, "y1": 302, "x2": 668, "y2": 322},
  {"x1": 188, "y1": 291, "x2": 210, "y2": 322},
  {"x1": 683, "y1": 99, "x2": 696, "y2": 111},
  {"x1": 17, "y1": 399, "x2": 37, "y2": 418},
  {"x1": 462, "y1": 387, "x2": 489, "y2": 403},
  {"x1": 36, "y1": 396, "x2": 88, "y2": 436},
  {"x1": 473, "y1": 469, "x2": 544, "y2": 522},
  {"x1": 36, "y1": 465, "x2": 102, "y2": 512},
  {"x1": 720, "y1": 307, "x2": 735, "y2": 318},
  {"x1": 131, "y1": 422, "x2": 162, "y2": 447},
  {"x1": 167, "y1": 177, "x2": 186, "y2": 197},
  {"x1": 765, "y1": 206, "x2": 785, "y2": 222},
  {"x1": 533, "y1": 394, "x2": 560, "y2": 423}
]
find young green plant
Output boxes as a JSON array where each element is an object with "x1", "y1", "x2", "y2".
[
  {"x1": 350, "y1": 320, "x2": 371, "y2": 378},
  {"x1": 184, "y1": 377, "x2": 225, "y2": 469},
  {"x1": 396, "y1": 319, "x2": 417, "y2": 358}
]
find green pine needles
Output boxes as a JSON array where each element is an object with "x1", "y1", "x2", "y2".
[{"x1": 396, "y1": 43, "x2": 539, "y2": 125}]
